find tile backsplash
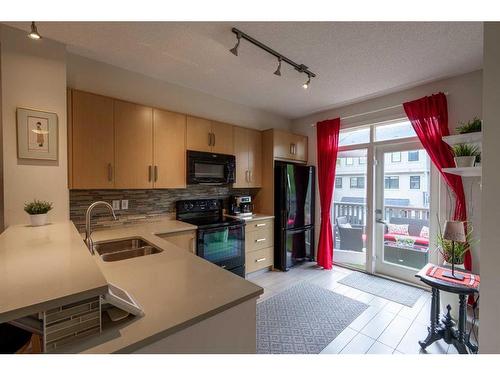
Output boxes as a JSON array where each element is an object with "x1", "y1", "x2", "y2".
[{"x1": 70, "y1": 186, "x2": 258, "y2": 232}]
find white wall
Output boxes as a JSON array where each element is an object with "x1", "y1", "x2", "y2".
[
  {"x1": 67, "y1": 53, "x2": 291, "y2": 131},
  {"x1": 0, "y1": 25, "x2": 69, "y2": 227},
  {"x1": 291, "y1": 70, "x2": 483, "y2": 271},
  {"x1": 478, "y1": 22, "x2": 500, "y2": 354}
]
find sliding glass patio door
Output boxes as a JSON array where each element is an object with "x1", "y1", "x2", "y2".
[{"x1": 374, "y1": 142, "x2": 438, "y2": 283}]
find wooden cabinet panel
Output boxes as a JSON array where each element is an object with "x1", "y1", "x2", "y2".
[
  {"x1": 158, "y1": 230, "x2": 196, "y2": 253},
  {"x1": 246, "y1": 226, "x2": 274, "y2": 252},
  {"x1": 248, "y1": 129, "x2": 262, "y2": 187},
  {"x1": 186, "y1": 116, "x2": 212, "y2": 152},
  {"x1": 246, "y1": 218, "x2": 273, "y2": 233},
  {"x1": 233, "y1": 126, "x2": 249, "y2": 188},
  {"x1": 211, "y1": 121, "x2": 234, "y2": 155},
  {"x1": 246, "y1": 247, "x2": 273, "y2": 274},
  {"x1": 273, "y1": 129, "x2": 307, "y2": 162},
  {"x1": 71, "y1": 90, "x2": 114, "y2": 189},
  {"x1": 114, "y1": 100, "x2": 153, "y2": 189},
  {"x1": 154, "y1": 109, "x2": 186, "y2": 188}
]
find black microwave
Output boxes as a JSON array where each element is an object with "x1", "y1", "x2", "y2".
[{"x1": 187, "y1": 150, "x2": 236, "y2": 185}]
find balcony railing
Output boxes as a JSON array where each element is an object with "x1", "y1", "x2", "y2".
[{"x1": 332, "y1": 202, "x2": 430, "y2": 226}]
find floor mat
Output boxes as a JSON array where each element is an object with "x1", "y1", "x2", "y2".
[
  {"x1": 338, "y1": 272, "x2": 424, "y2": 307},
  {"x1": 257, "y1": 282, "x2": 368, "y2": 354}
]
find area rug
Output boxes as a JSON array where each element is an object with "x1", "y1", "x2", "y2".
[
  {"x1": 338, "y1": 272, "x2": 425, "y2": 307},
  {"x1": 256, "y1": 282, "x2": 368, "y2": 354}
]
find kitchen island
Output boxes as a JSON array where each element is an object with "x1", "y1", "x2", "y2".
[{"x1": 0, "y1": 219, "x2": 263, "y2": 353}]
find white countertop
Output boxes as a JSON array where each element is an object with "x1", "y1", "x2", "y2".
[
  {"x1": 225, "y1": 213, "x2": 275, "y2": 222},
  {"x1": 58, "y1": 218, "x2": 263, "y2": 353},
  {"x1": 0, "y1": 221, "x2": 108, "y2": 323}
]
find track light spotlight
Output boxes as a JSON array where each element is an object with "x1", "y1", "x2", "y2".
[
  {"x1": 27, "y1": 21, "x2": 42, "y2": 40},
  {"x1": 302, "y1": 74, "x2": 311, "y2": 89},
  {"x1": 230, "y1": 33, "x2": 241, "y2": 56},
  {"x1": 274, "y1": 57, "x2": 282, "y2": 76}
]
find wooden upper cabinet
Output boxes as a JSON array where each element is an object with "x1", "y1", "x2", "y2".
[
  {"x1": 211, "y1": 121, "x2": 234, "y2": 155},
  {"x1": 186, "y1": 116, "x2": 212, "y2": 152},
  {"x1": 273, "y1": 129, "x2": 308, "y2": 163},
  {"x1": 233, "y1": 127, "x2": 262, "y2": 188},
  {"x1": 153, "y1": 109, "x2": 187, "y2": 188},
  {"x1": 71, "y1": 90, "x2": 115, "y2": 189},
  {"x1": 114, "y1": 100, "x2": 154, "y2": 189},
  {"x1": 186, "y1": 116, "x2": 234, "y2": 155},
  {"x1": 233, "y1": 127, "x2": 249, "y2": 188},
  {"x1": 248, "y1": 128, "x2": 262, "y2": 187}
]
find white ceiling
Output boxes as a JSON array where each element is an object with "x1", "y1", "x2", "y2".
[{"x1": 6, "y1": 22, "x2": 483, "y2": 119}]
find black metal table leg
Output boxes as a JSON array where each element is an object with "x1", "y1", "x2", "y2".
[{"x1": 419, "y1": 287, "x2": 443, "y2": 349}]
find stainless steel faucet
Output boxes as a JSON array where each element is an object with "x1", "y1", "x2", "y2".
[{"x1": 84, "y1": 201, "x2": 117, "y2": 254}]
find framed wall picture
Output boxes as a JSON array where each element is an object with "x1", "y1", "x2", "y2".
[{"x1": 17, "y1": 107, "x2": 58, "y2": 161}]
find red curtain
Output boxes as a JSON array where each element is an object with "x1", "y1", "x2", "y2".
[
  {"x1": 316, "y1": 118, "x2": 341, "y2": 269},
  {"x1": 403, "y1": 93, "x2": 471, "y2": 271}
]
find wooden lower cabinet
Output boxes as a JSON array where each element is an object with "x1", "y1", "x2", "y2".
[
  {"x1": 158, "y1": 230, "x2": 196, "y2": 253},
  {"x1": 244, "y1": 218, "x2": 274, "y2": 275}
]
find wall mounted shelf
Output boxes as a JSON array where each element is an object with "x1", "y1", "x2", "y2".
[
  {"x1": 442, "y1": 132, "x2": 482, "y2": 147},
  {"x1": 442, "y1": 166, "x2": 482, "y2": 177}
]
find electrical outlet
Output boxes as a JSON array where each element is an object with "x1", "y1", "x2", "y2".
[
  {"x1": 112, "y1": 200, "x2": 120, "y2": 210},
  {"x1": 121, "y1": 200, "x2": 129, "y2": 210}
]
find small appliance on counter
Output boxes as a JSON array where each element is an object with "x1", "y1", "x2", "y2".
[
  {"x1": 176, "y1": 199, "x2": 245, "y2": 277},
  {"x1": 229, "y1": 195, "x2": 254, "y2": 217}
]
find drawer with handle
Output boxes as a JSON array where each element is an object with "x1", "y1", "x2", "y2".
[
  {"x1": 246, "y1": 218, "x2": 274, "y2": 233},
  {"x1": 245, "y1": 226, "x2": 273, "y2": 252},
  {"x1": 246, "y1": 247, "x2": 273, "y2": 274}
]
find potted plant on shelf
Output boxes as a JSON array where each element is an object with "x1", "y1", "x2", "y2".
[
  {"x1": 24, "y1": 200, "x2": 53, "y2": 226},
  {"x1": 452, "y1": 143, "x2": 480, "y2": 168},
  {"x1": 456, "y1": 117, "x2": 482, "y2": 134}
]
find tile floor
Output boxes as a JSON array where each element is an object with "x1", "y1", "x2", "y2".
[{"x1": 248, "y1": 262, "x2": 478, "y2": 354}]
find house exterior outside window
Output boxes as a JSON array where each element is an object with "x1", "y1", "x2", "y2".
[
  {"x1": 385, "y1": 176, "x2": 400, "y2": 189},
  {"x1": 335, "y1": 177, "x2": 342, "y2": 188},
  {"x1": 350, "y1": 176, "x2": 365, "y2": 189},
  {"x1": 408, "y1": 151, "x2": 419, "y2": 161},
  {"x1": 410, "y1": 175, "x2": 421, "y2": 189}
]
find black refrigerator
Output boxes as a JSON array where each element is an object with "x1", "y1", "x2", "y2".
[{"x1": 274, "y1": 161, "x2": 315, "y2": 271}]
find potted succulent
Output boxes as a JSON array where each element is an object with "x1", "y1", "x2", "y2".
[
  {"x1": 24, "y1": 200, "x2": 53, "y2": 226},
  {"x1": 456, "y1": 117, "x2": 482, "y2": 134},
  {"x1": 452, "y1": 143, "x2": 480, "y2": 168}
]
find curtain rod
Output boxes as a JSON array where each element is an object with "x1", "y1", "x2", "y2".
[{"x1": 310, "y1": 91, "x2": 449, "y2": 127}]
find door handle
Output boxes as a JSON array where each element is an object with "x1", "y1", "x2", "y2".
[
  {"x1": 154, "y1": 166, "x2": 158, "y2": 182},
  {"x1": 107, "y1": 163, "x2": 113, "y2": 182},
  {"x1": 255, "y1": 238, "x2": 266, "y2": 243},
  {"x1": 255, "y1": 223, "x2": 266, "y2": 227},
  {"x1": 249, "y1": 170, "x2": 253, "y2": 182},
  {"x1": 289, "y1": 143, "x2": 294, "y2": 155},
  {"x1": 213, "y1": 133, "x2": 216, "y2": 147},
  {"x1": 148, "y1": 165, "x2": 152, "y2": 182},
  {"x1": 245, "y1": 170, "x2": 249, "y2": 183},
  {"x1": 255, "y1": 257, "x2": 267, "y2": 263}
]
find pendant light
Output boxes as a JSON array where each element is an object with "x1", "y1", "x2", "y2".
[{"x1": 27, "y1": 22, "x2": 42, "y2": 40}]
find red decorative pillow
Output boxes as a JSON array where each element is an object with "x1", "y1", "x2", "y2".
[{"x1": 387, "y1": 223, "x2": 409, "y2": 236}]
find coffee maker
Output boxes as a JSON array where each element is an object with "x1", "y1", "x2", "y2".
[{"x1": 229, "y1": 196, "x2": 253, "y2": 216}]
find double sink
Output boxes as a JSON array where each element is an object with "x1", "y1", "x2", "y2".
[{"x1": 94, "y1": 237, "x2": 163, "y2": 262}]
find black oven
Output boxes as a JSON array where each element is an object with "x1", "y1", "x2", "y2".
[
  {"x1": 197, "y1": 224, "x2": 245, "y2": 276},
  {"x1": 187, "y1": 150, "x2": 236, "y2": 185}
]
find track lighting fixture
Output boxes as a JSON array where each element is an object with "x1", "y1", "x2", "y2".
[
  {"x1": 27, "y1": 21, "x2": 42, "y2": 40},
  {"x1": 302, "y1": 74, "x2": 311, "y2": 89},
  {"x1": 229, "y1": 33, "x2": 241, "y2": 56},
  {"x1": 274, "y1": 57, "x2": 282, "y2": 76},
  {"x1": 229, "y1": 27, "x2": 316, "y2": 89}
]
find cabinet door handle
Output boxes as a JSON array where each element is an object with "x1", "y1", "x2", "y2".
[
  {"x1": 107, "y1": 163, "x2": 113, "y2": 182},
  {"x1": 190, "y1": 237, "x2": 196, "y2": 253},
  {"x1": 255, "y1": 238, "x2": 266, "y2": 243},
  {"x1": 245, "y1": 170, "x2": 249, "y2": 183},
  {"x1": 255, "y1": 257, "x2": 267, "y2": 263},
  {"x1": 255, "y1": 223, "x2": 266, "y2": 227},
  {"x1": 213, "y1": 133, "x2": 216, "y2": 147},
  {"x1": 154, "y1": 166, "x2": 158, "y2": 182},
  {"x1": 148, "y1": 165, "x2": 152, "y2": 182},
  {"x1": 208, "y1": 132, "x2": 212, "y2": 146},
  {"x1": 290, "y1": 143, "x2": 294, "y2": 155}
]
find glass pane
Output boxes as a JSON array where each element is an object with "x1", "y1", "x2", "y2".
[
  {"x1": 202, "y1": 227, "x2": 242, "y2": 263},
  {"x1": 339, "y1": 127, "x2": 370, "y2": 147},
  {"x1": 375, "y1": 120, "x2": 416, "y2": 142},
  {"x1": 194, "y1": 162, "x2": 224, "y2": 178},
  {"x1": 332, "y1": 148, "x2": 368, "y2": 270},
  {"x1": 382, "y1": 148, "x2": 430, "y2": 270}
]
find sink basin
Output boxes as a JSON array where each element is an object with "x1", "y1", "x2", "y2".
[{"x1": 94, "y1": 238, "x2": 163, "y2": 262}]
